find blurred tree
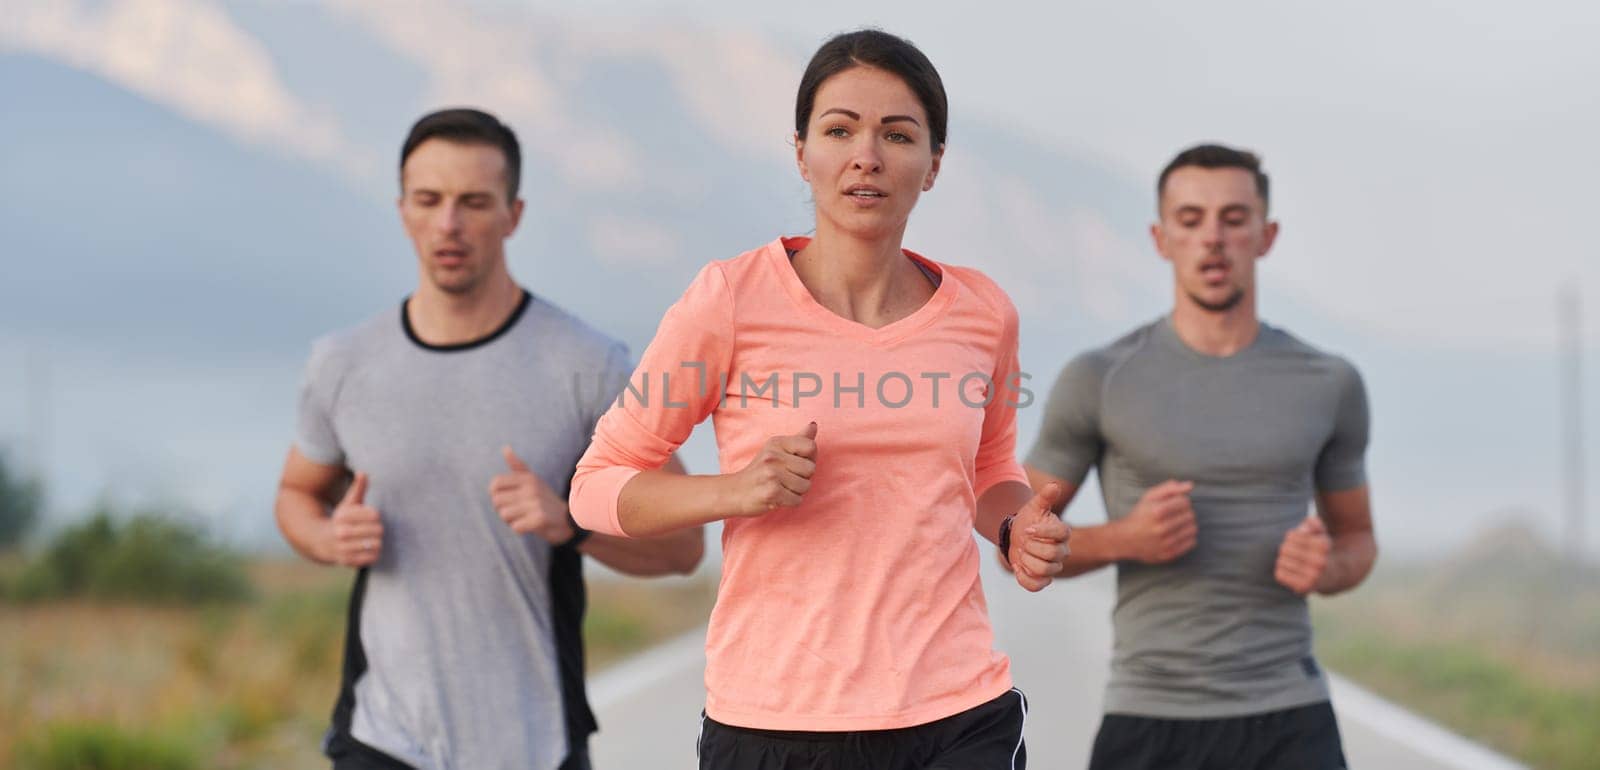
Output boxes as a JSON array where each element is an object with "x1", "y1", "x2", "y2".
[
  {"x1": 12, "y1": 504, "x2": 253, "y2": 604},
  {"x1": 0, "y1": 450, "x2": 43, "y2": 549}
]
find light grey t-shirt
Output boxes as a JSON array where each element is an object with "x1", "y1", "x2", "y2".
[
  {"x1": 1027, "y1": 317, "x2": 1369, "y2": 719},
  {"x1": 296, "y1": 291, "x2": 632, "y2": 769}
]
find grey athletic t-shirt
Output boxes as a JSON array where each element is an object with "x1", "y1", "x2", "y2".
[
  {"x1": 295, "y1": 291, "x2": 632, "y2": 770},
  {"x1": 1027, "y1": 317, "x2": 1369, "y2": 719}
]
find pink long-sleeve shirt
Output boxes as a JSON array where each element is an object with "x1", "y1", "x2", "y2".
[{"x1": 570, "y1": 236, "x2": 1030, "y2": 731}]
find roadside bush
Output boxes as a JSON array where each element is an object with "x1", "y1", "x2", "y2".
[
  {"x1": 16, "y1": 722, "x2": 197, "y2": 770},
  {"x1": 10, "y1": 506, "x2": 251, "y2": 604},
  {"x1": 0, "y1": 451, "x2": 42, "y2": 550}
]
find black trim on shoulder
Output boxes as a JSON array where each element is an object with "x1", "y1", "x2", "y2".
[{"x1": 400, "y1": 289, "x2": 532, "y2": 352}]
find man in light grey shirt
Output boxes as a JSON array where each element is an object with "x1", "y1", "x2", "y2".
[
  {"x1": 1025, "y1": 144, "x2": 1376, "y2": 770},
  {"x1": 274, "y1": 108, "x2": 703, "y2": 770}
]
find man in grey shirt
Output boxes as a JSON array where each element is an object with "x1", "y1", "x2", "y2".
[
  {"x1": 1025, "y1": 144, "x2": 1376, "y2": 770},
  {"x1": 274, "y1": 108, "x2": 703, "y2": 770}
]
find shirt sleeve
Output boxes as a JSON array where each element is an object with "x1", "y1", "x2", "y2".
[
  {"x1": 579, "y1": 341, "x2": 635, "y2": 441},
  {"x1": 293, "y1": 338, "x2": 345, "y2": 467},
  {"x1": 569, "y1": 262, "x2": 736, "y2": 536},
  {"x1": 1314, "y1": 360, "x2": 1370, "y2": 493},
  {"x1": 972, "y1": 295, "x2": 1031, "y2": 499},
  {"x1": 1024, "y1": 353, "x2": 1106, "y2": 486}
]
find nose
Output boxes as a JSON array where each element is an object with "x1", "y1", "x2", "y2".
[
  {"x1": 1200, "y1": 216, "x2": 1225, "y2": 250},
  {"x1": 851, "y1": 135, "x2": 883, "y2": 174},
  {"x1": 433, "y1": 202, "x2": 463, "y2": 236}
]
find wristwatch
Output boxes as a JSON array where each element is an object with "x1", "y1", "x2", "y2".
[
  {"x1": 561, "y1": 511, "x2": 592, "y2": 549},
  {"x1": 998, "y1": 514, "x2": 1017, "y2": 567}
]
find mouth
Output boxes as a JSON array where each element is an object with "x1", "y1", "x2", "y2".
[
  {"x1": 843, "y1": 184, "x2": 888, "y2": 202},
  {"x1": 1198, "y1": 258, "x2": 1230, "y2": 284},
  {"x1": 434, "y1": 247, "x2": 468, "y2": 267}
]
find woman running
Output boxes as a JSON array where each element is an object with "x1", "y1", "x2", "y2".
[{"x1": 570, "y1": 28, "x2": 1070, "y2": 770}]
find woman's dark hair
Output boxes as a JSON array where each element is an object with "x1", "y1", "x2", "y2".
[
  {"x1": 794, "y1": 29, "x2": 948, "y2": 150},
  {"x1": 400, "y1": 108, "x2": 522, "y2": 200}
]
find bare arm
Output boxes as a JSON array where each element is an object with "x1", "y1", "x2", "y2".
[
  {"x1": 274, "y1": 447, "x2": 380, "y2": 567},
  {"x1": 1021, "y1": 465, "x2": 1200, "y2": 580},
  {"x1": 613, "y1": 470, "x2": 741, "y2": 537},
  {"x1": 974, "y1": 480, "x2": 1037, "y2": 546},
  {"x1": 608, "y1": 423, "x2": 819, "y2": 537},
  {"x1": 1024, "y1": 466, "x2": 1113, "y2": 578},
  {"x1": 579, "y1": 529, "x2": 703, "y2": 576},
  {"x1": 975, "y1": 479, "x2": 1071, "y2": 591},
  {"x1": 579, "y1": 455, "x2": 705, "y2": 575},
  {"x1": 490, "y1": 445, "x2": 707, "y2": 575},
  {"x1": 1312, "y1": 485, "x2": 1377, "y2": 595},
  {"x1": 1054, "y1": 528, "x2": 1125, "y2": 578}
]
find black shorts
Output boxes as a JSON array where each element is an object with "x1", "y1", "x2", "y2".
[
  {"x1": 1088, "y1": 701, "x2": 1346, "y2": 770},
  {"x1": 697, "y1": 689, "x2": 1028, "y2": 770}
]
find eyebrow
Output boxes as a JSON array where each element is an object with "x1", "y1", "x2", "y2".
[
  {"x1": 408, "y1": 187, "x2": 497, "y2": 200},
  {"x1": 1174, "y1": 203, "x2": 1254, "y2": 216},
  {"x1": 818, "y1": 108, "x2": 922, "y2": 127}
]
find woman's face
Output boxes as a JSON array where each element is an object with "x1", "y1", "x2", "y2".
[{"x1": 796, "y1": 66, "x2": 942, "y2": 243}]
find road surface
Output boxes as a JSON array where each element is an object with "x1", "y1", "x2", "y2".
[{"x1": 589, "y1": 566, "x2": 1528, "y2": 769}]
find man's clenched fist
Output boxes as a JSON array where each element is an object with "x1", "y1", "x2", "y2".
[
  {"x1": 491, "y1": 446, "x2": 576, "y2": 544},
  {"x1": 1118, "y1": 480, "x2": 1197, "y2": 564},
  {"x1": 1274, "y1": 516, "x2": 1331, "y2": 595},
  {"x1": 331, "y1": 472, "x2": 383, "y2": 567}
]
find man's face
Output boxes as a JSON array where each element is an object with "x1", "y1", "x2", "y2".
[
  {"x1": 399, "y1": 139, "x2": 523, "y2": 296},
  {"x1": 1151, "y1": 166, "x2": 1278, "y2": 313}
]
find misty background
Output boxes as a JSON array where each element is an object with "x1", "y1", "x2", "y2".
[{"x1": 1, "y1": 0, "x2": 1596, "y2": 561}]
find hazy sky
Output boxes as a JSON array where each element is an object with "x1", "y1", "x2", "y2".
[
  {"x1": 3, "y1": 0, "x2": 1597, "y2": 559},
  {"x1": 512, "y1": 0, "x2": 1600, "y2": 351}
]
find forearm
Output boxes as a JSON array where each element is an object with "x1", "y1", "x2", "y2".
[
  {"x1": 1315, "y1": 531, "x2": 1377, "y2": 595},
  {"x1": 614, "y1": 470, "x2": 736, "y2": 537},
  {"x1": 274, "y1": 487, "x2": 335, "y2": 565},
  {"x1": 980, "y1": 479, "x2": 1119, "y2": 579},
  {"x1": 581, "y1": 528, "x2": 704, "y2": 575},
  {"x1": 975, "y1": 481, "x2": 1034, "y2": 545},
  {"x1": 1053, "y1": 521, "x2": 1125, "y2": 578}
]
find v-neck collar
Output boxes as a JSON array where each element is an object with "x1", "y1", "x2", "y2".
[{"x1": 765, "y1": 236, "x2": 959, "y2": 347}]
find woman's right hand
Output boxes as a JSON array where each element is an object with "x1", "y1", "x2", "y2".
[{"x1": 724, "y1": 422, "x2": 819, "y2": 517}]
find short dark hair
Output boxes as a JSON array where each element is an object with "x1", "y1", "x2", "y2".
[
  {"x1": 399, "y1": 108, "x2": 522, "y2": 200},
  {"x1": 1157, "y1": 143, "x2": 1270, "y2": 211},
  {"x1": 795, "y1": 29, "x2": 948, "y2": 151}
]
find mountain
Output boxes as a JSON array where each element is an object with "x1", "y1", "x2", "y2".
[{"x1": 0, "y1": 0, "x2": 1591, "y2": 558}]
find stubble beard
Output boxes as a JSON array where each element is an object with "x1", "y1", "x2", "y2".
[
  {"x1": 1186, "y1": 286, "x2": 1246, "y2": 314},
  {"x1": 429, "y1": 265, "x2": 485, "y2": 296}
]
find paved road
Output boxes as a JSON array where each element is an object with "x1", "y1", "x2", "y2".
[{"x1": 590, "y1": 565, "x2": 1528, "y2": 769}]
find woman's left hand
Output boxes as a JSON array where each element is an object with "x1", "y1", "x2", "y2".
[{"x1": 1008, "y1": 482, "x2": 1071, "y2": 592}]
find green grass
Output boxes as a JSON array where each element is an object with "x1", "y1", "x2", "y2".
[
  {"x1": 16, "y1": 723, "x2": 198, "y2": 770},
  {"x1": 583, "y1": 576, "x2": 716, "y2": 669},
  {"x1": 1317, "y1": 629, "x2": 1600, "y2": 770},
  {"x1": 585, "y1": 604, "x2": 651, "y2": 651},
  {"x1": 1313, "y1": 524, "x2": 1600, "y2": 770},
  {"x1": 1, "y1": 561, "x2": 716, "y2": 768}
]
